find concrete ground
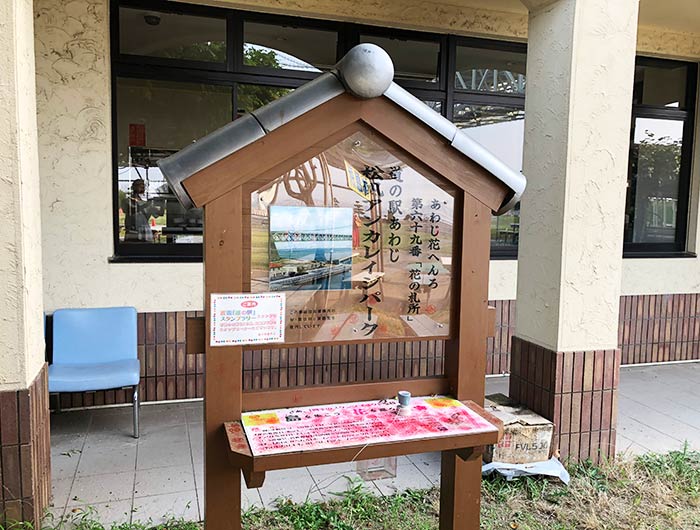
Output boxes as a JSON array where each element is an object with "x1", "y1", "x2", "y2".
[{"x1": 48, "y1": 363, "x2": 698, "y2": 525}]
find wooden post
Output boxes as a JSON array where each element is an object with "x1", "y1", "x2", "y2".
[
  {"x1": 204, "y1": 187, "x2": 246, "y2": 530},
  {"x1": 440, "y1": 193, "x2": 492, "y2": 529}
]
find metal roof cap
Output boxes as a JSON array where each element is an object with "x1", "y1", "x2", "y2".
[
  {"x1": 383, "y1": 83, "x2": 457, "y2": 142},
  {"x1": 335, "y1": 43, "x2": 394, "y2": 99}
]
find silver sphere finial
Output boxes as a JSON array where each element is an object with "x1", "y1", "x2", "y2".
[{"x1": 335, "y1": 43, "x2": 394, "y2": 99}]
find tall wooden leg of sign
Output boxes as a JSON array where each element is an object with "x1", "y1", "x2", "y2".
[
  {"x1": 204, "y1": 188, "x2": 246, "y2": 530},
  {"x1": 204, "y1": 434, "x2": 242, "y2": 530},
  {"x1": 203, "y1": 347, "x2": 243, "y2": 530},
  {"x1": 439, "y1": 450, "x2": 482, "y2": 530},
  {"x1": 439, "y1": 194, "x2": 491, "y2": 530}
]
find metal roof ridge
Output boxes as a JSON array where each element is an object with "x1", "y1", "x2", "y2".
[
  {"x1": 158, "y1": 43, "x2": 525, "y2": 214},
  {"x1": 381, "y1": 82, "x2": 526, "y2": 214}
]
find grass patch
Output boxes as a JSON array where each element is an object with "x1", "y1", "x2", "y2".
[
  {"x1": 3, "y1": 449, "x2": 699, "y2": 529},
  {"x1": 1, "y1": 506, "x2": 201, "y2": 530},
  {"x1": 245, "y1": 448, "x2": 700, "y2": 529}
]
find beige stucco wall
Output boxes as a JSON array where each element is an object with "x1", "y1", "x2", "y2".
[
  {"x1": 33, "y1": 0, "x2": 700, "y2": 315},
  {"x1": 35, "y1": 0, "x2": 203, "y2": 313},
  {"x1": 0, "y1": 0, "x2": 46, "y2": 391},
  {"x1": 205, "y1": 0, "x2": 700, "y2": 60}
]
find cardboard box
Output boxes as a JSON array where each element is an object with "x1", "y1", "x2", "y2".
[{"x1": 483, "y1": 393, "x2": 554, "y2": 464}]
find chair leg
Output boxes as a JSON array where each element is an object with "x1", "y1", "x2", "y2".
[{"x1": 132, "y1": 385, "x2": 140, "y2": 439}]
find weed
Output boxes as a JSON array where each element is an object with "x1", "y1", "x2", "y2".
[
  {"x1": 636, "y1": 443, "x2": 700, "y2": 499},
  {"x1": 4, "y1": 450, "x2": 700, "y2": 530}
]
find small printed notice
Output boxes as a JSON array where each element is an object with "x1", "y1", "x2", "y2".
[
  {"x1": 210, "y1": 293, "x2": 285, "y2": 346},
  {"x1": 241, "y1": 396, "x2": 496, "y2": 456}
]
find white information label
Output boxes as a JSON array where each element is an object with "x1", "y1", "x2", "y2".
[{"x1": 210, "y1": 293, "x2": 285, "y2": 346}]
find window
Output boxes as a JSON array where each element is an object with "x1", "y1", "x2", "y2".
[
  {"x1": 633, "y1": 62, "x2": 690, "y2": 109},
  {"x1": 359, "y1": 33, "x2": 442, "y2": 86},
  {"x1": 624, "y1": 58, "x2": 697, "y2": 255},
  {"x1": 113, "y1": 6, "x2": 526, "y2": 259},
  {"x1": 119, "y1": 7, "x2": 227, "y2": 64},
  {"x1": 115, "y1": 3, "x2": 695, "y2": 261},
  {"x1": 115, "y1": 78, "x2": 232, "y2": 256},
  {"x1": 455, "y1": 43, "x2": 526, "y2": 94},
  {"x1": 453, "y1": 105, "x2": 524, "y2": 254},
  {"x1": 450, "y1": 39, "x2": 527, "y2": 258},
  {"x1": 243, "y1": 21, "x2": 338, "y2": 73}
]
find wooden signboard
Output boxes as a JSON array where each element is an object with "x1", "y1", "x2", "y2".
[{"x1": 167, "y1": 88, "x2": 515, "y2": 529}]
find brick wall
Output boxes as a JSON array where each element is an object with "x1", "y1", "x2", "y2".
[
  {"x1": 50, "y1": 293, "x2": 700, "y2": 408},
  {"x1": 0, "y1": 365, "x2": 51, "y2": 524},
  {"x1": 509, "y1": 337, "x2": 620, "y2": 463},
  {"x1": 52, "y1": 312, "x2": 445, "y2": 408},
  {"x1": 487, "y1": 294, "x2": 700, "y2": 373}
]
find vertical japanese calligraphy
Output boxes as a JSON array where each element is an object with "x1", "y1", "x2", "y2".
[{"x1": 407, "y1": 197, "x2": 424, "y2": 316}]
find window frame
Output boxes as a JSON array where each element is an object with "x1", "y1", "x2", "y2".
[
  {"x1": 237, "y1": 14, "x2": 344, "y2": 80},
  {"x1": 354, "y1": 26, "x2": 449, "y2": 91},
  {"x1": 623, "y1": 57, "x2": 698, "y2": 258},
  {"x1": 112, "y1": 0, "x2": 696, "y2": 262},
  {"x1": 448, "y1": 37, "x2": 527, "y2": 259},
  {"x1": 110, "y1": 2, "x2": 529, "y2": 261}
]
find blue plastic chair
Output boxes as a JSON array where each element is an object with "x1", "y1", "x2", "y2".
[{"x1": 48, "y1": 307, "x2": 140, "y2": 438}]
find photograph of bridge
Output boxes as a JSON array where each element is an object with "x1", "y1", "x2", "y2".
[{"x1": 268, "y1": 205, "x2": 353, "y2": 291}]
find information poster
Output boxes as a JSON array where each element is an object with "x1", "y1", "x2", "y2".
[
  {"x1": 249, "y1": 131, "x2": 456, "y2": 344},
  {"x1": 210, "y1": 293, "x2": 285, "y2": 346},
  {"x1": 241, "y1": 396, "x2": 495, "y2": 456}
]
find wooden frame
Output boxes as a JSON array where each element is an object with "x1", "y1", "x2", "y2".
[{"x1": 184, "y1": 93, "x2": 509, "y2": 530}]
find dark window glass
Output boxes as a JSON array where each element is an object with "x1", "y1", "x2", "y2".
[
  {"x1": 237, "y1": 84, "x2": 293, "y2": 116},
  {"x1": 243, "y1": 22, "x2": 337, "y2": 73},
  {"x1": 455, "y1": 46, "x2": 526, "y2": 94},
  {"x1": 115, "y1": 78, "x2": 232, "y2": 246},
  {"x1": 360, "y1": 35, "x2": 440, "y2": 84},
  {"x1": 424, "y1": 101, "x2": 443, "y2": 115},
  {"x1": 633, "y1": 63, "x2": 688, "y2": 109},
  {"x1": 625, "y1": 117, "x2": 685, "y2": 244},
  {"x1": 119, "y1": 8, "x2": 226, "y2": 63},
  {"x1": 454, "y1": 104, "x2": 524, "y2": 251}
]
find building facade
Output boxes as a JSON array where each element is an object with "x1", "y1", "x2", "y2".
[{"x1": 1, "y1": 0, "x2": 699, "y2": 522}]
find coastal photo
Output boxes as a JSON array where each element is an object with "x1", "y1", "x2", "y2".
[{"x1": 268, "y1": 205, "x2": 353, "y2": 291}]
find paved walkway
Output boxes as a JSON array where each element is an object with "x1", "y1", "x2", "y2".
[
  {"x1": 616, "y1": 362, "x2": 700, "y2": 455},
  {"x1": 49, "y1": 363, "x2": 698, "y2": 525}
]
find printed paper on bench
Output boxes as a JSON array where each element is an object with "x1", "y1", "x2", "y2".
[{"x1": 241, "y1": 396, "x2": 495, "y2": 456}]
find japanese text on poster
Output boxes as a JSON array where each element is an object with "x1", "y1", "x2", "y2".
[
  {"x1": 210, "y1": 293, "x2": 285, "y2": 346},
  {"x1": 241, "y1": 396, "x2": 495, "y2": 456}
]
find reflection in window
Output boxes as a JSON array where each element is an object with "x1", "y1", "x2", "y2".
[
  {"x1": 626, "y1": 118, "x2": 684, "y2": 244},
  {"x1": 424, "y1": 101, "x2": 442, "y2": 115},
  {"x1": 243, "y1": 22, "x2": 337, "y2": 72},
  {"x1": 119, "y1": 8, "x2": 226, "y2": 62},
  {"x1": 116, "y1": 78, "x2": 232, "y2": 244},
  {"x1": 237, "y1": 84, "x2": 293, "y2": 116},
  {"x1": 455, "y1": 45, "x2": 526, "y2": 94},
  {"x1": 633, "y1": 63, "x2": 688, "y2": 109},
  {"x1": 453, "y1": 104, "x2": 524, "y2": 249},
  {"x1": 360, "y1": 35, "x2": 440, "y2": 84}
]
